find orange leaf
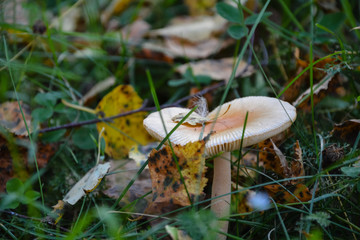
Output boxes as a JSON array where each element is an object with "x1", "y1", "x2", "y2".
[
  {"x1": 146, "y1": 141, "x2": 207, "y2": 214},
  {"x1": 264, "y1": 183, "x2": 312, "y2": 204}
]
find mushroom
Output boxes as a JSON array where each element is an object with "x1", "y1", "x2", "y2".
[{"x1": 143, "y1": 96, "x2": 296, "y2": 238}]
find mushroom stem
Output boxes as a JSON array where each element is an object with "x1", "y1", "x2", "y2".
[{"x1": 211, "y1": 152, "x2": 231, "y2": 239}]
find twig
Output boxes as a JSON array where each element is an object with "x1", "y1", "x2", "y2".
[{"x1": 38, "y1": 82, "x2": 225, "y2": 133}]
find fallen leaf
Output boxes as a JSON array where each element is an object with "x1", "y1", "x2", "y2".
[
  {"x1": 176, "y1": 58, "x2": 255, "y2": 81},
  {"x1": 292, "y1": 74, "x2": 340, "y2": 112},
  {"x1": 264, "y1": 183, "x2": 312, "y2": 204},
  {"x1": 0, "y1": 134, "x2": 56, "y2": 192},
  {"x1": 0, "y1": 101, "x2": 32, "y2": 136},
  {"x1": 259, "y1": 139, "x2": 304, "y2": 184},
  {"x1": 121, "y1": 19, "x2": 150, "y2": 43},
  {"x1": 290, "y1": 140, "x2": 304, "y2": 184},
  {"x1": 258, "y1": 139, "x2": 290, "y2": 179},
  {"x1": 163, "y1": 37, "x2": 234, "y2": 59},
  {"x1": 63, "y1": 162, "x2": 111, "y2": 205},
  {"x1": 331, "y1": 119, "x2": 360, "y2": 147},
  {"x1": 282, "y1": 57, "x2": 339, "y2": 103},
  {"x1": 135, "y1": 47, "x2": 174, "y2": 63},
  {"x1": 96, "y1": 85, "x2": 153, "y2": 159},
  {"x1": 146, "y1": 141, "x2": 207, "y2": 214},
  {"x1": 150, "y1": 16, "x2": 227, "y2": 43},
  {"x1": 103, "y1": 160, "x2": 152, "y2": 212}
]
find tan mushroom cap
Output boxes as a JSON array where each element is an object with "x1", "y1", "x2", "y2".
[{"x1": 143, "y1": 96, "x2": 296, "y2": 157}]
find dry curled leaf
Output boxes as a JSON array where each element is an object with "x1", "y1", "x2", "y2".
[
  {"x1": 63, "y1": 162, "x2": 111, "y2": 205},
  {"x1": 259, "y1": 139, "x2": 304, "y2": 184},
  {"x1": 292, "y1": 74, "x2": 340, "y2": 112},
  {"x1": 331, "y1": 119, "x2": 360, "y2": 147},
  {"x1": 0, "y1": 101, "x2": 32, "y2": 136},
  {"x1": 146, "y1": 141, "x2": 207, "y2": 214},
  {"x1": 96, "y1": 85, "x2": 153, "y2": 159}
]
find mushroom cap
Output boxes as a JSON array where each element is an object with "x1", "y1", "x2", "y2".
[{"x1": 143, "y1": 96, "x2": 296, "y2": 157}]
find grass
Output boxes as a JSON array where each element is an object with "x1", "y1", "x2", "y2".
[{"x1": 0, "y1": 0, "x2": 360, "y2": 239}]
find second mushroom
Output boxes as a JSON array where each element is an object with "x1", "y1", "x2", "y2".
[{"x1": 143, "y1": 96, "x2": 296, "y2": 238}]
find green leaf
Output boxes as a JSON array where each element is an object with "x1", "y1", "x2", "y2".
[
  {"x1": 194, "y1": 75, "x2": 212, "y2": 85},
  {"x1": 305, "y1": 212, "x2": 331, "y2": 227},
  {"x1": 6, "y1": 178, "x2": 23, "y2": 194},
  {"x1": 24, "y1": 190, "x2": 40, "y2": 204},
  {"x1": 34, "y1": 92, "x2": 63, "y2": 107},
  {"x1": 168, "y1": 78, "x2": 189, "y2": 87},
  {"x1": 216, "y1": 2, "x2": 243, "y2": 24},
  {"x1": 341, "y1": 166, "x2": 360, "y2": 177},
  {"x1": 357, "y1": 96, "x2": 360, "y2": 102},
  {"x1": 32, "y1": 107, "x2": 54, "y2": 122},
  {"x1": 41, "y1": 129, "x2": 67, "y2": 143},
  {"x1": 228, "y1": 25, "x2": 248, "y2": 39},
  {"x1": 72, "y1": 127, "x2": 97, "y2": 150},
  {"x1": 244, "y1": 12, "x2": 272, "y2": 25},
  {"x1": 318, "y1": 12, "x2": 346, "y2": 33}
]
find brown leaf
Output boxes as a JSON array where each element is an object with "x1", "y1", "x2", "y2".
[
  {"x1": 176, "y1": 58, "x2": 255, "y2": 81},
  {"x1": 150, "y1": 16, "x2": 227, "y2": 43},
  {"x1": 292, "y1": 74, "x2": 340, "y2": 112},
  {"x1": 0, "y1": 101, "x2": 32, "y2": 136},
  {"x1": 264, "y1": 183, "x2": 312, "y2": 204},
  {"x1": 0, "y1": 135, "x2": 56, "y2": 192},
  {"x1": 282, "y1": 57, "x2": 339, "y2": 103},
  {"x1": 290, "y1": 140, "x2": 304, "y2": 184},
  {"x1": 258, "y1": 139, "x2": 290, "y2": 178},
  {"x1": 331, "y1": 119, "x2": 360, "y2": 147},
  {"x1": 164, "y1": 37, "x2": 234, "y2": 59},
  {"x1": 146, "y1": 141, "x2": 207, "y2": 214}
]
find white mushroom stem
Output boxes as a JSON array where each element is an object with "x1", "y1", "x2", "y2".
[{"x1": 211, "y1": 152, "x2": 231, "y2": 239}]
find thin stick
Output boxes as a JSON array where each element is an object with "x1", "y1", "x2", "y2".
[{"x1": 38, "y1": 82, "x2": 225, "y2": 133}]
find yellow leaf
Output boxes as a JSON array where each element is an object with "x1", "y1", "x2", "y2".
[
  {"x1": 146, "y1": 141, "x2": 207, "y2": 214},
  {"x1": 96, "y1": 85, "x2": 153, "y2": 159}
]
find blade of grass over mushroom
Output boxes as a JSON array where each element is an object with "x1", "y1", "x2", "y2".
[
  {"x1": 147, "y1": 69, "x2": 168, "y2": 137},
  {"x1": 235, "y1": 111, "x2": 249, "y2": 194},
  {"x1": 3, "y1": 36, "x2": 45, "y2": 209}
]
